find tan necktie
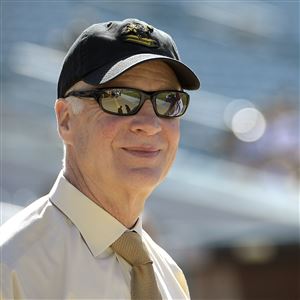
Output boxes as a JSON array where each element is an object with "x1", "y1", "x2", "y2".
[{"x1": 111, "y1": 231, "x2": 162, "y2": 300}]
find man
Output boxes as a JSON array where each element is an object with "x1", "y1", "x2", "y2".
[{"x1": 0, "y1": 19, "x2": 200, "y2": 299}]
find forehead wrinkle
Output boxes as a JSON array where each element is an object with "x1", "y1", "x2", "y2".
[{"x1": 114, "y1": 74, "x2": 180, "y2": 90}]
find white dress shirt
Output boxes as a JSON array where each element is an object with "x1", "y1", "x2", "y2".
[{"x1": 0, "y1": 172, "x2": 190, "y2": 299}]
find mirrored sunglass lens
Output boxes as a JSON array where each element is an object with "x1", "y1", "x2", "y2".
[
  {"x1": 155, "y1": 92, "x2": 187, "y2": 116},
  {"x1": 101, "y1": 89, "x2": 141, "y2": 114}
]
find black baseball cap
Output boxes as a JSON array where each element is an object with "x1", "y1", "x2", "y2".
[{"x1": 57, "y1": 18, "x2": 200, "y2": 98}]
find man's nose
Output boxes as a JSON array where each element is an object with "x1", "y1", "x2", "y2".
[{"x1": 129, "y1": 100, "x2": 162, "y2": 135}]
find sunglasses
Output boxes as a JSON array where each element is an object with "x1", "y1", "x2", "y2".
[{"x1": 65, "y1": 88, "x2": 190, "y2": 118}]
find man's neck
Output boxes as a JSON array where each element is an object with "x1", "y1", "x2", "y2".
[{"x1": 63, "y1": 164, "x2": 148, "y2": 228}]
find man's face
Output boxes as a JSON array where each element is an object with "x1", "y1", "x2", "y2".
[{"x1": 60, "y1": 60, "x2": 181, "y2": 196}]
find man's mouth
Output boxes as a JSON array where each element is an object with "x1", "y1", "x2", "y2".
[{"x1": 122, "y1": 147, "x2": 161, "y2": 158}]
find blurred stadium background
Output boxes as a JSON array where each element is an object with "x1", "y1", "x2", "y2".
[{"x1": 1, "y1": 1, "x2": 299, "y2": 299}]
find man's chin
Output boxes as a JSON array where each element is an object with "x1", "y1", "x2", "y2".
[{"x1": 125, "y1": 168, "x2": 164, "y2": 189}]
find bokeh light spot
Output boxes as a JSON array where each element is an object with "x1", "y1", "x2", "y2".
[{"x1": 231, "y1": 107, "x2": 266, "y2": 142}]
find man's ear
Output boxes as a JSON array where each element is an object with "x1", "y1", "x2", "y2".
[{"x1": 55, "y1": 98, "x2": 72, "y2": 144}]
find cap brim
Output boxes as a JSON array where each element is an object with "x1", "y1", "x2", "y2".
[{"x1": 83, "y1": 53, "x2": 200, "y2": 90}]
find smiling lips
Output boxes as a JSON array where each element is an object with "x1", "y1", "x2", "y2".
[{"x1": 122, "y1": 147, "x2": 161, "y2": 158}]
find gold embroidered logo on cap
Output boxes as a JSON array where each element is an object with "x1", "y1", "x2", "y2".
[{"x1": 121, "y1": 22, "x2": 159, "y2": 48}]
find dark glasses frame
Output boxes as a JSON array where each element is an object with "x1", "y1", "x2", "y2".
[{"x1": 64, "y1": 87, "x2": 190, "y2": 118}]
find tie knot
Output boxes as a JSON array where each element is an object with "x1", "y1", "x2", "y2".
[{"x1": 111, "y1": 231, "x2": 152, "y2": 266}]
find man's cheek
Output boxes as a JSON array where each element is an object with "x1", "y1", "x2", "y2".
[{"x1": 100, "y1": 119, "x2": 124, "y2": 139}]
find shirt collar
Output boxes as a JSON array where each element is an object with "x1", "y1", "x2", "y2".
[{"x1": 49, "y1": 171, "x2": 143, "y2": 257}]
